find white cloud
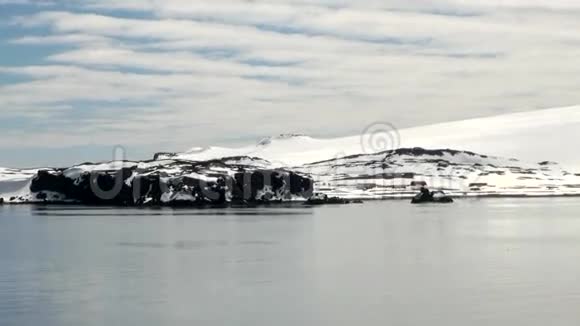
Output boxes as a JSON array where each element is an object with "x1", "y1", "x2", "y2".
[
  {"x1": 0, "y1": 0, "x2": 53, "y2": 6},
  {"x1": 9, "y1": 34, "x2": 112, "y2": 46},
  {"x1": 2, "y1": 0, "x2": 580, "y2": 165}
]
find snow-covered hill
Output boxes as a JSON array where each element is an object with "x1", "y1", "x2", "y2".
[
  {"x1": 2, "y1": 106, "x2": 580, "y2": 204},
  {"x1": 151, "y1": 105, "x2": 580, "y2": 199},
  {"x1": 164, "y1": 106, "x2": 580, "y2": 170},
  {"x1": 399, "y1": 105, "x2": 580, "y2": 171},
  {"x1": 3, "y1": 146, "x2": 580, "y2": 203},
  {"x1": 298, "y1": 148, "x2": 580, "y2": 199}
]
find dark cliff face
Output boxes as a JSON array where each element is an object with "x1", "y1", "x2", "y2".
[
  {"x1": 30, "y1": 168, "x2": 136, "y2": 205},
  {"x1": 28, "y1": 158, "x2": 313, "y2": 206}
]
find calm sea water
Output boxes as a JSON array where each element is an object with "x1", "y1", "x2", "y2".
[{"x1": 1, "y1": 199, "x2": 580, "y2": 326}]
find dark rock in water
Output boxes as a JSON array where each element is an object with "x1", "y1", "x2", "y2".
[
  {"x1": 0, "y1": 197, "x2": 3, "y2": 205},
  {"x1": 305, "y1": 193, "x2": 351, "y2": 205},
  {"x1": 31, "y1": 168, "x2": 135, "y2": 206},
  {"x1": 411, "y1": 188, "x2": 454, "y2": 204},
  {"x1": 411, "y1": 193, "x2": 454, "y2": 204},
  {"x1": 306, "y1": 198, "x2": 350, "y2": 205},
  {"x1": 30, "y1": 170, "x2": 69, "y2": 194},
  {"x1": 27, "y1": 158, "x2": 313, "y2": 207},
  {"x1": 132, "y1": 174, "x2": 163, "y2": 206}
]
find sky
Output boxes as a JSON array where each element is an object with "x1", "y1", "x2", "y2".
[{"x1": 1, "y1": 0, "x2": 580, "y2": 167}]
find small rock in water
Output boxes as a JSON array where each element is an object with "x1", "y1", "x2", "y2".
[{"x1": 305, "y1": 194, "x2": 352, "y2": 205}]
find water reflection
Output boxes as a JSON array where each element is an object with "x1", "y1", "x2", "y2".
[
  {"x1": 2, "y1": 198, "x2": 580, "y2": 325},
  {"x1": 28, "y1": 205, "x2": 314, "y2": 218},
  {"x1": 117, "y1": 240, "x2": 279, "y2": 250}
]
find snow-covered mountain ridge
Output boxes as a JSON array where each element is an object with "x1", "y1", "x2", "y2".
[
  {"x1": 2, "y1": 106, "x2": 580, "y2": 204},
  {"x1": 3, "y1": 146, "x2": 579, "y2": 204},
  {"x1": 296, "y1": 148, "x2": 580, "y2": 199},
  {"x1": 151, "y1": 105, "x2": 580, "y2": 199},
  {"x1": 163, "y1": 105, "x2": 580, "y2": 169}
]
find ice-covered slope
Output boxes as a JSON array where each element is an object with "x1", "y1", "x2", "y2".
[
  {"x1": 298, "y1": 148, "x2": 580, "y2": 199},
  {"x1": 0, "y1": 168, "x2": 39, "y2": 201},
  {"x1": 0, "y1": 167, "x2": 38, "y2": 181},
  {"x1": 399, "y1": 105, "x2": 580, "y2": 170},
  {"x1": 161, "y1": 134, "x2": 347, "y2": 167},
  {"x1": 168, "y1": 106, "x2": 580, "y2": 170}
]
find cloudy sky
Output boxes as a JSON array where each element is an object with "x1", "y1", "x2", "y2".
[{"x1": 1, "y1": 0, "x2": 580, "y2": 167}]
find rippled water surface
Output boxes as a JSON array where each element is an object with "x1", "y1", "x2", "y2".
[{"x1": 2, "y1": 198, "x2": 580, "y2": 325}]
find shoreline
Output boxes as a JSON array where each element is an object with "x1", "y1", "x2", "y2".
[{"x1": 2, "y1": 193, "x2": 580, "y2": 208}]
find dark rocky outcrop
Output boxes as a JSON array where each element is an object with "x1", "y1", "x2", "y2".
[
  {"x1": 305, "y1": 197, "x2": 351, "y2": 205},
  {"x1": 27, "y1": 158, "x2": 313, "y2": 207},
  {"x1": 153, "y1": 152, "x2": 177, "y2": 160},
  {"x1": 411, "y1": 193, "x2": 454, "y2": 204},
  {"x1": 31, "y1": 168, "x2": 136, "y2": 205},
  {"x1": 388, "y1": 147, "x2": 483, "y2": 158},
  {"x1": 538, "y1": 161, "x2": 558, "y2": 166},
  {"x1": 304, "y1": 193, "x2": 359, "y2": 205}
]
